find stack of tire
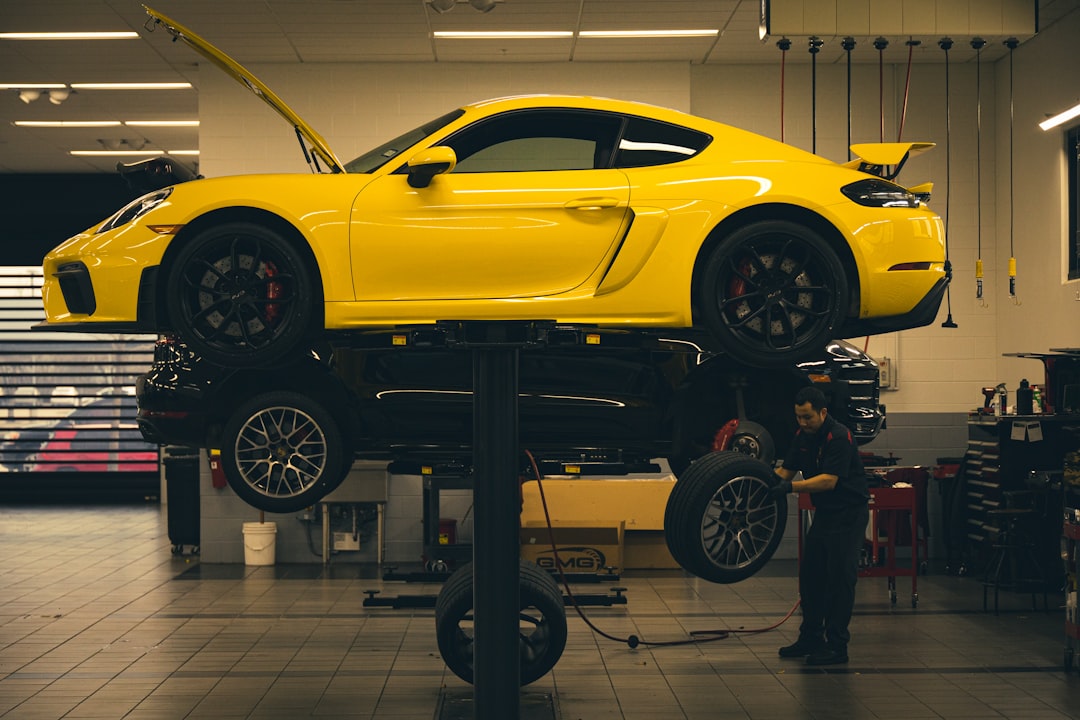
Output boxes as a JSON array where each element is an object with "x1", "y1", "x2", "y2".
[{"x1": 664, "y1": 451, "x2": 788, "y2": 583}]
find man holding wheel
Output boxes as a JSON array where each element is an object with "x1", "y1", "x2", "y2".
[{"x1": 772, "y1": 385, "x2": 869, "y2": 666}]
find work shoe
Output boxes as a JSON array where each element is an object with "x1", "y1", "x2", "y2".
[
  {"x1": 778, "y1": 638, "x2": 825, "y2": 658},
  {"x1": 805, "y1": 648, "x2": 848, "y2": 666}
]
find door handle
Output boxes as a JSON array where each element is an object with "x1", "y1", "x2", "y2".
[{"x1": 564, "y1": 197, "x2": 620, "y2": 210}]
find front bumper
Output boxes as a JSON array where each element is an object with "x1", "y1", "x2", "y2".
[{"x1": 40, "y1": 221, "x2": 171, "y2": 327}]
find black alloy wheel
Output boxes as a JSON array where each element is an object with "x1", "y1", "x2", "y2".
[
  {"x1": 435, "y1": 560, "x2": 568, "y2": 686},
  {"x1": 166, "y1": 221, "x2": 318, "y2": 367},
  {"x1": 664, "y1": 451, "x2": 786, "y2": 583},
  {"x1": 220, "y1": 391, "x2": 351, "y2": 513},
  {"x1": 700, "y1": 220, "x2": 846, "y2": 367}
]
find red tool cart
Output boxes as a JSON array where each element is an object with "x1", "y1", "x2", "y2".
[{"x1": 798, "y1": 468, "x2": 926, "y2": 608}]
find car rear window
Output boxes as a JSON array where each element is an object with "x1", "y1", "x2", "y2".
[{"x1": 614, "y1": 117, "x2": 711, "y2": 169}]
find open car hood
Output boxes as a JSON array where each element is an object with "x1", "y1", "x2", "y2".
[{"x1": 144, "y1": 5, "x2": 344, "y2": 174}]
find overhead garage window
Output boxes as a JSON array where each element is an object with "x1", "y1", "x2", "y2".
[
  {"x1": 0, "y1": 267, "x2": 158, "y2": 475},
  {"x1": 1070, "y1": 125, "x2": 1080, "y2": 281}
]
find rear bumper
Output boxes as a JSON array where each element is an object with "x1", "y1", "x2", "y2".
[
  {"x1": 136, "y1": 409, "x2": 206, "y2": 448},
  {"x1": 840, "y1": 276, "x2": 949, "y2": 337}
]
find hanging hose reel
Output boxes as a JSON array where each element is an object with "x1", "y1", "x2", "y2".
[
  {"x1": 842, "y1": 37, "x2": 856, "y2": 160},
  {"x1": 1004, "y1": 37, "x2": 1020, "y2": 303},
  {"x1": 777, "y1": 37, "x2": 791, "y2": 143},
  {"x1": 808, "y1": 36, "x2": 823, "y2": 154},
  {"x1": 971, "y1": 37, "x2": 987, "y2": 305},
  {"x1": 939, "y1": 37, "x2": 957, "y2": 329}
]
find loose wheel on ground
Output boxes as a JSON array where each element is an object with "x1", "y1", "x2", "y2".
[
  {"x1": 220, "y1": 391, "x2": 351, "y2": 513},
  {"x1": 699, "y1": 220, "x2": 847, "y2": 366},
  {"x1": 165, "y1": 221, "x2": 319, "y2": 367},
  {"x1": 434, "y1": 560, "x2": 568, "y2": 686},
  {"x1": 664, "y1": 451, "x2": 786, "y2": 583}
]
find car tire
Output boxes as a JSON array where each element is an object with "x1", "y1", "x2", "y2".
[
  {"x1": 165, "y1": 221, "x2": 319, "y2": 367},
  {"x1": 220, "y1": 391, "x2": 351, "y2": 513},
  {"x1": 699, "y1": 220, "x2": 847, "y2": 367},
  {"x1": 664, "y1": 451, "x2": 786, "y2": 584},
  {"x1": 435, "y1": 559, "x2": 568, "y2": 686}
]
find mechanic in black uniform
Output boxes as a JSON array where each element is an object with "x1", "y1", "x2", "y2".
[{"x1": 771, "y1": 385, "x2": 869, "y2": 666}]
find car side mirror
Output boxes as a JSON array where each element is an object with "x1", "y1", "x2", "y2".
[{"x1": 406, "y1": 146, "x2": 457, "y2": 188}]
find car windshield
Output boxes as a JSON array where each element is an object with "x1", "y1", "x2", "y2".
[{"x1": 344, "y1": 108, "x2": 465, "y2": 174}]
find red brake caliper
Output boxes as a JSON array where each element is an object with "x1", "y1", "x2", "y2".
[
  {"x1": 264, "y1": 260, "x2": 281, "y2": 324},
  {"x1": 728, "y1": 258, "x2": 751, "y2": 298},
  {"x1": 711, "y1": 418, "x2": 740, "y2": 452}
]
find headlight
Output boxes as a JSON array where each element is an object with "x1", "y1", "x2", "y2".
[
  {"x1": 840, "y1": 179, "x2": 917, "y2": 208},
  {"x1": 97, "y1": 187, "x2": 173, "y2": 233}
]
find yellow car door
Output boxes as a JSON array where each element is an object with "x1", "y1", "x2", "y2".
[
  {"x1": 349, "y1": 107, "x2": 632, "y2": 301},
  {"x1": 350, "y1": 168, "x2": 630, "y2": 301}
]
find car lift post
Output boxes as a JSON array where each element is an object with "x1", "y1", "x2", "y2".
[{"x1": 467, "y1": 321, "x2": 528, "y2": 720}]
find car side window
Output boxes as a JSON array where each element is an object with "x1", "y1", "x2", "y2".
[
  {"x1": 444, "y1": 110, "x2": 623, "y2": 173},
  {"x1": 614, "y1": 117, "x2": 711, "y2": 169}
]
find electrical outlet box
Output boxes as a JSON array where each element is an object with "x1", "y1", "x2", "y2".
[
  {"x1": 332, "y1": 532, "x2": 361, "y2": 552},
  {"x1": 878, "y1": 356, "x2": 895, "y2": 389}
]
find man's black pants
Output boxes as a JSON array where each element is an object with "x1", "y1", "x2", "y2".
[{"x1": 799, "y1": 503, "x2": 870, "y2": 651}]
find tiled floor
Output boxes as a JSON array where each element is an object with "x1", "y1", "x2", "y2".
[{"x1": 0, "y1": 504, "x2": 1076, "y2": 719}]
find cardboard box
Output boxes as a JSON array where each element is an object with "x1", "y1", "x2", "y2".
[
  {"x1": 519, "y1": 477, "x2": 675, "y2": 531},
  {"x1": 520, "y1": 521, "x2": 623, "y2": 574},
  {"x1": 623, "y1": 530, "x2": 681, "y2": 570}
]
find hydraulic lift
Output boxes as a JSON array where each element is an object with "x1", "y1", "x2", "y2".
[{"x1": 350, "y1": 320, "x2": 654, "y2": 720}]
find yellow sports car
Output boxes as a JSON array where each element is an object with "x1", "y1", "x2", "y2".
[{"x1": 40, "y1": 7, "x2": 947, "y2": 368}]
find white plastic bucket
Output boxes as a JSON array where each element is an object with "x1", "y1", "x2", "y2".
[{"x1": 242, "y1": 521, "x2": 277, "y2": 565}]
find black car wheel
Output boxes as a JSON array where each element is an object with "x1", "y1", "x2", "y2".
[
  {"x1": 435, "y1": 560, "x2": 568, "y2": 686},
  {"x1": 700, "y1": 220, "x2": 846, "y2": 366},
  {"x1": 166, "y1": 221, "x2": 318, "y2": 367},
  {"x1": 220, "y1": 391, "x2": 350, "y2": 513},
  {"x1": 664, "y1": 451, "x2": 786, "y2": 583}
]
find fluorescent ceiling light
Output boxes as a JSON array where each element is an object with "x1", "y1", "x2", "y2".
[
  {"x1": 14, "y1": 120, "x2": 198, "y2": 128},
  {"x1": 124, "y1": 120, "x2": 200, "y2": 127},
  {"x1": 434, "y1": 30, "x2": 572, "y2": 39},
  {"x1": 70, "y1": 82, "x2": 193, "y2": 90},
  {"x1": 0, "y1": 83, "x2": 66, "y2": 90},
  {"x1": 434, "y1": 29, "x2": 718, "y2": 40},
  {"x1": 14, "y1": 121, "x2": 122, "y2": 128},
  {"x1": 70, "y1": 149, "x2": 199, "y2": 157},
  {"x1": 1039, "y1": 102, "x2": 1080, "y2": 131},
  {"x1": 0, "y1": 32, "x2": 139, "y2": 40},
  {"x1": 580, "y1": 29, "x2": 719, "y2": 38},
  {"x1": 71, "y1": 150, "x2": 165, "y2": 156}
]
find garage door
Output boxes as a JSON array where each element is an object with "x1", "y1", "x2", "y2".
[{"x1": 0, "y1": 266, "x2": 158, "y2": 475}]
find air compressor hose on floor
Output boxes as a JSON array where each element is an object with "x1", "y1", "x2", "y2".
[{"x1": 524, "y1": 449, "x2": 800, "y2": 649}]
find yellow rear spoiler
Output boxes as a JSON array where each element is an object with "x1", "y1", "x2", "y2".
[{"x1": 843, "y1": 141, "x2": 935, "y2": 182}]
